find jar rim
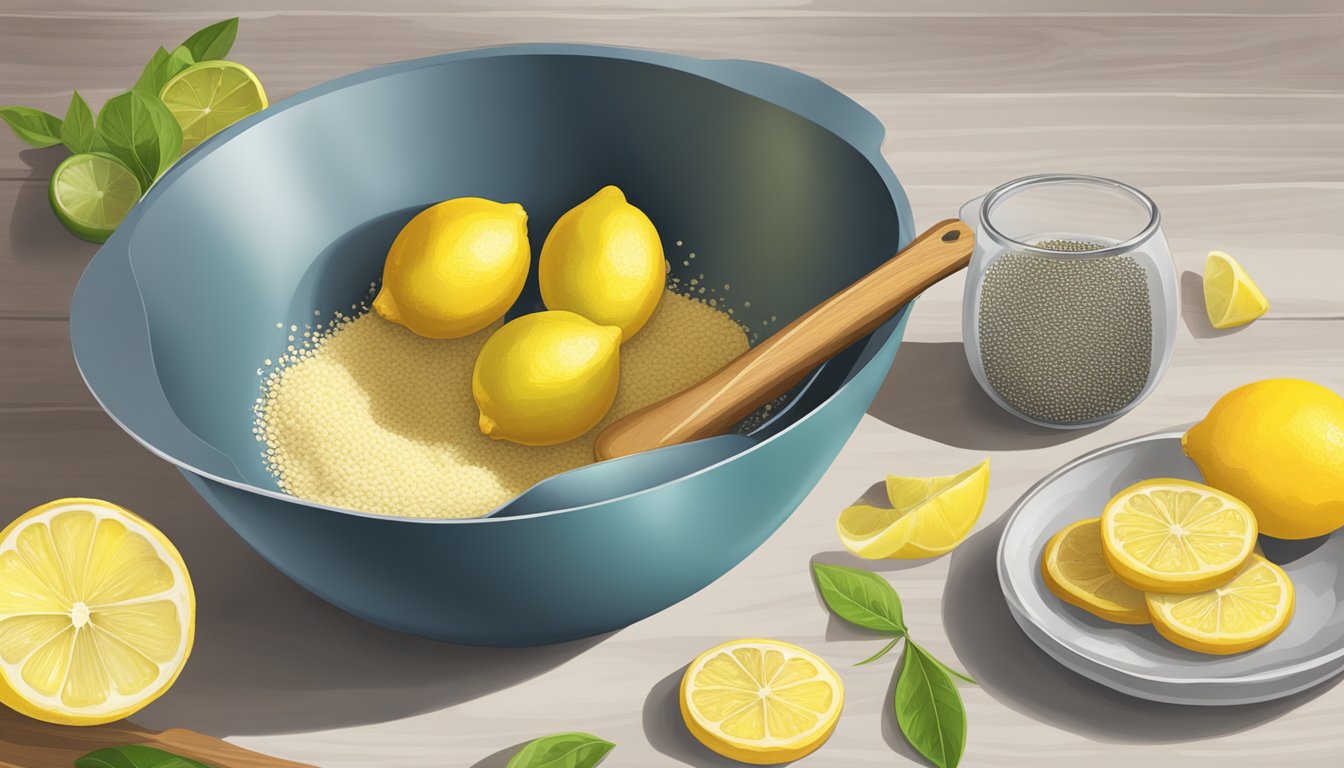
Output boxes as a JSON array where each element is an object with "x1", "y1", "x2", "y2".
[{"x1": 979, "y1": 174, "x2": 1162, "y2": 258}]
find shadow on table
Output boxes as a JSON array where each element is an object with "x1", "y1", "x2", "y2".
[
  {"x1": 941, "y1": 515, "x2": 1341, "y2": 742},
  {"x1": 8, "y1": 151, "x2": 98, "y2": 263},
  {"x1": 868, "y1": 342, "x2": 1101, "y2": 450},
  {"x1": 132, "y1": 484, "x2": 606, "y2": 737},
  {"x1": 468, "y1": 740, "x2": 533, "y2": 768},
  {"x1": 642, "y1": 666, "x2": 788, "y2": 767}
]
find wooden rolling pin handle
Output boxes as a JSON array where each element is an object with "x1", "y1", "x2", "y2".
[{"x1": 594, "y1": 218, "x2": 975, "y2": 461}]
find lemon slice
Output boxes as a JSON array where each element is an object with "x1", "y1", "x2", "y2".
[
  {"x1": 1100, "y1": 478, "x2": 1257, "y2": 593},
  {"x1": 1042, "y1": 518, "x2": 1149, "y2": 625},
  {"x1": 0, "y1": 498, "x2": 194, "y2": 725},
  {"x1": 1203, "y1": 250, "x2": 1269, "y2": 329},
  {"x1": 837, "y1": 460, "x2": 989, "y2": 559},
  {"x1": 48, "y1": 153, "x2": 142, "y2": 243},
  {"x1": 1147, "y1": 554, "x2": 1294, "y2": 655},
  {"x1": 680, "y1": 638, "x2": 843, "y2": 765},
  {"x1": 159, "y1": 60, "x2": 268, "y2": 153}
]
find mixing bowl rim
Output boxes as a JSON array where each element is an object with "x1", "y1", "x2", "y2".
[{"x1": 71, "y1": 42, "x2": 914, "y2": 525}]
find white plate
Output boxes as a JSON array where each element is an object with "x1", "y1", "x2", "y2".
[{"x1": 997, "y1": 431, "x2": 1344, "y2": 705}]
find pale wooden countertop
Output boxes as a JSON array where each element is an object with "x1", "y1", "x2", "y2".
[{"x1": 2, "y1": 2, "x2": 1342, "y2": 766}]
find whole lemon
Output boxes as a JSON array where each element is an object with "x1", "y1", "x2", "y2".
[
  {"x1": 374, "y1": 197, "x2": 529, "y2": 339},
  {"x1": 539, "y1": 186, "x2": 665, "y2": 340},
  {"x1": 472, "y1": 310, "x2": 622, "y2": 446},
  {"x1": 1183, "y1": 378, "x2": 1344, "y2": 539}
]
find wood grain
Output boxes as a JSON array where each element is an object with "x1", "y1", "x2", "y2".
[{"x1": 0, "y1": 2, "x2": 1341, "y2": 767}]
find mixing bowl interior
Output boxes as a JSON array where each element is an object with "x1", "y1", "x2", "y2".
[{"x1": 120, "y1": 51, "x2": 904, "y2": 501}]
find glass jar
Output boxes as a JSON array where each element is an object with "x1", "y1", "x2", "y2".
[{"x1": 961, "y1": 174, "x2": 1178, "y2": 429}]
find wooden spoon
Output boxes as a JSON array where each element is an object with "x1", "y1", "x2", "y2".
[
  {"x1": 594, "y1": 218, "x2": 974, "y2": 461},
  {"x1": 0, "y1": 706, "x2": 311, "y2": 768}
]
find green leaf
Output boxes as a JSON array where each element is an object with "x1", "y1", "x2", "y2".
[
  {"x1": 928, "y1": 651, "x2": 977, "y2": 685},
  {"x1": 811, "y1": 562, "x2": 906, "y2": 634},
  {"x1": 0, "y1": 105, "x2": 63, "y2": 148},
  {"x1": 159, "y1": 47, "x2": 196, "y2": 88},
  {"x1": 179, "y1": 17, "x2": 239, "y2": 62},
  {"x1": 61, "y1": 91, "x2": 101, "y2": 154},
  {"x1": 134, "y1": 47, "x2": 171, "y2": 95},
  {"x1": 895, "y1": 643, "x2": 967, "y2": 768},
  {"x1": 855, "y1": 635, "x2": 903, "y2": 667},
  {"x1": 74, "y1": 745, "x2": 215, "y2": 768},
  {"x1": 97, "y1": 89, "x2": 182, "y2": 188},
  {"x1": 505, "y1": 732, "x2": 615, "y2": 768}
]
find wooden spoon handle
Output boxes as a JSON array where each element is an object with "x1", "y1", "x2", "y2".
[{"x1": 594, "y1": 218, "x2": 974, "y2": 461}]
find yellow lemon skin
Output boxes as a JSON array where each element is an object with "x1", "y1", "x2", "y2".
[
  {"x1": 1042, "y1": 518, "x2": 1150, "y2": 625},
  {"x1": 472, "y1": 310, "x2": 622, "y2": 446},
  {"x1": 539, "y1": 186, "x2": 666, "y2": 341},
  {"x1": 1203, "y1": 250, "x2": 1269, "y2": 329},
  {"x1": 374, "y1": 198, "x2": 530, "y2": 339},
  {"x1": 1147, "y1": 555, "x2": 1295, "y2": 655},
  {"x1": 1183, "y1": 379, "x2": 1344, "y2": 540}
]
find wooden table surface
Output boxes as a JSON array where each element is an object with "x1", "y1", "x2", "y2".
[{"x1": 2, "y1": 2, "x2": 1342, "y2": 766}]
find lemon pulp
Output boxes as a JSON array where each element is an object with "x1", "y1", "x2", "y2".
[
  {"x1": 680, "y1": 638, "x2": 843, "y2": 765},
  {"x1": 48, "y1": 153, "x2": 142, "y2": 243},
  {"x1": 1100, "y1": 478, "x2": 1257, "y2": 593},
  {"x1": 837, "y1": 460, "x2": 989, "y2": 559},
  {"x1": 1203, "y1": 250, "x2": 1268, "y2": 329},
  {"x1": 1147, "y1": 554, "x2": 1294, "y2": 655},
  {"x1": 159, "y1": 60, "x2": 268, "y2": 153},
  {"x1": 1041, "y1": 518, "x2": 1149, "y2": 625},
  {"x1": 0, "y1": 498, "x2": 194, "y2": 725}
]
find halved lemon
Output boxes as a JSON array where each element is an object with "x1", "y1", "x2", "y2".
[
  {"x1": 1042, "y1": 518, "x2": 1149, "y2": 625},
  {"x1": 159, "y1": 60, "x2": 268, "y2": 153},
  {"x1": 680, "y1": 638, "x2": 843, "y2": 765},
  {"x1": 1204, "y1": 250, "x2": 1269, "y2": 329},
  {"x1": 1147, "y1": 554, "x2": 1294, "y2": 655},
  {"x1": 0, "y1": 498, "x2": 194, "y2": 725},
  {"x1": 837, "y1": 460, "x2": 989, "y2": 559},
  {"x1": 1100, "y1": 478, "x2": 1257, "y2": 593}
]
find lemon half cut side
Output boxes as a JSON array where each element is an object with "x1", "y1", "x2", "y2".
[{"x1": 0, "y1": 498, "x2": 195, "y2": 726}]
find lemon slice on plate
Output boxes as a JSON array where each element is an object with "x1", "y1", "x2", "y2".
[
  {"x1": 1042, "y1": 518, "x2": 1149, "y2": 625},
  {"x1": 680, "y1": 638, "x2": 843, "y2": 765},
  {"x1": 1100, "y1": 478, "x2": 1257, "y2": 593},
  {"x1": 1147, "y1": 554, "x2": 1294, "y2": 655},
  {"x1": 159, "y1": 60, "x2": 268, "y2": 153},
  {"x1": 0, "y1": 498, "x2": 194, "y2": 725},
  {"x1": 1203, "y1": 250, "x2": 1269, "y2": 329},
  {"x1": 837, "y1": 460, "x2": 989, "y2": 559}
]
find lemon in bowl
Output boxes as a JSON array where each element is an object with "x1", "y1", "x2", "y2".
[
  {"x1": 1183, "y1": 378, "x2": 1344, "y2": 540},
  {"x1": 539, "y1": 185, "x2": 666, "y2": 341},
  {"x1": 472, "y1": 310, "x2": 622, "y2": 446},
  {"x1": 374, "y1": 197, "x2": 531, "y2": 339}
]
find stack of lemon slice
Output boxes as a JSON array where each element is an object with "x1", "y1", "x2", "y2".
[{"x1": 1042, "y1": 478, "x2": 1294, "y2": 655}]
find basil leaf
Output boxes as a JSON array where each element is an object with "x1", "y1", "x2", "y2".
[
  {"x1": 0, "y1": 105, "x2": 63, "y2": 148},
  {"x1": 61, "y1": 91, "x2": 101, "y2": 154},
  {"x1": 97, "y1": 89, "x2": 182, "y2": 188},
  {"x1": 896, "y1": 643, "x2": 967, "y2": 768},
  {"x1": 134, "y1": 47, "x2": 171, "y2": 95},
  {"x1": 180, "y1": 18, "x2": 238, "y2": 62},
  {"x1": 811, "y1": 562, "x2": 906, "y2": 634},
  {"x1": 506, "y1": 732, "x2": 615, "y2": 768},
  {"x1": 74, "y1": 745, "x2": 215, "y2": 768}
]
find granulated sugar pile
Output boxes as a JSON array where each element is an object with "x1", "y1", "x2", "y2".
[{"x1": 256, "y1": 290, "x2": 749, "y2": 518}]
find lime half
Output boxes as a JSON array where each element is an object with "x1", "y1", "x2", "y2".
[
  {"x1": 48, "y1": 153, "x2": 142, "y2": 243},
  {"x1": 159, "y1": 60, "x2": 268, "y2": 153}
]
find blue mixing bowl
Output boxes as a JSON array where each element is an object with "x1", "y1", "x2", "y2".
[{"x1": 70, "y1": 44, "x2": 914, "y2": 646}]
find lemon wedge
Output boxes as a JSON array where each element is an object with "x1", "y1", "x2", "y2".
[
  {"x1": 0, "y1": 498, "x2": 194, "y2": 725},
  {"x1": 1147, "y1": 554, "x2": 1294, "y2": 655},
  {"x1": 1042, "y1": 518, "x2": 1149, "y2": 625},
  {"x1": 1100, "y1": 478, "x2": 1257, "y2": 593},
  {"x1": 837, "y1": 460, "x2": 989, "y2": 559},
  {"x1": 159, "y1": 60, "x2": 268, "y2": 153},
  {"x1": 1203, "y1": 250, "x2": 1269, "y2": 329},
  {"x1": 680, "y1": 638, "x2": 843, "y2": 765}
]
